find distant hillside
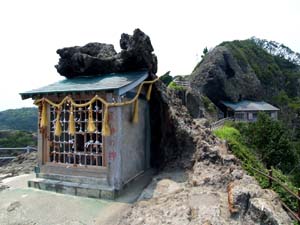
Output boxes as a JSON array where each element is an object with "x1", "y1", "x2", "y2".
[
  {"x1": 190, "y1": 38, "x2": 300, "y2": 136},
  {"x1": 0, "y1": 107, "x2": 38, "y2": 132},
  {"x1": 190, "y1": 38, "x2": 300, "y2": 104},
  {"x1": 221, "y1": 39, "x2": 300, "y2": 99}
]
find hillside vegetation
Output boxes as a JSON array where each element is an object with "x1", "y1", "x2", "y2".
[
  {"x1": 219, "y1": 39, "x2": 300, "y2": 134},
  {"x1": 219, "y1": 39, "x2": 300, "y2": 100},
  {"x1": 190, "y1": 39, "x2": 300, "y2": 217},
  {"x1": 214, "y1": 115, "x2": 299, "y2": 212},
  {"x1": 0, "y1": 130, "x2": 37, "y2": 148},
  {"x1": 0, "y1": 108, "x2": 37, "y2": 151},
  {"x1": 0, "y1": 130, "x2": 37, "y2": 157},
  {"x1": 191, "y1": 37, "x2": 300, "y2": 104},
  {"x1": 191, "y1": 37, "x2": 300, "y2": 138},
  {"x1": 0, "y1": 107, "x2": 37, "y2": 132}
]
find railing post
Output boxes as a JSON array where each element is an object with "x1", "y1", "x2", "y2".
[
  {"x1": 26, "y1": 146, "x2": 30, "y2": 153},
  {"x1": 298, "y1": 188, "x2": 300, "y2": 224},
  {"x1": 268, "y1": 169, "x2": 273, "y2": 188}
]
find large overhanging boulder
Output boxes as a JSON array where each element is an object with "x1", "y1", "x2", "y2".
[{"x1": 55, "y1": 29, "x2": 157, "y2": 78}]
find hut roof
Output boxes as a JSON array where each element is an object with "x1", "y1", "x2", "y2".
[
  {"x1": 20, "y1": 70, "x2": 148, "y2": 99},
  {"x1": 221, "y1": 100, "x2": 280, "y2": 112}
]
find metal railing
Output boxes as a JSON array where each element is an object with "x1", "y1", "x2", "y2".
[
  {"x1": 211, "y1": 118, "x2": 298, "y2": 221},
  {"x1": 250, "y1": 166, "x2": 300, "y2": 223},
  {"x1": 0, "y1": 156, "x2": 16, "y2": 160},
  {"x1": 173, "y1": 80, "x2": 190, "y2": 88},
  {"x1": 0, "y1": 146, "x2": 37, "y2": 160},
  {"x1": 210, "y1": 117, "x2": 234, "y2": 130}
]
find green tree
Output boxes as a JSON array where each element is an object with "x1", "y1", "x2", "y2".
[
  {"x1": 201, "y1": 47, "x2": 208, "y2": 58},
  {"x1": 0, "y1": 130, "x2": 37, "y2": 148},
  {"x1": 244, "y1": 113, "x2": 297, "y2": 172}
]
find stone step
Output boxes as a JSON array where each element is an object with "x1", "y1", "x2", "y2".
[
  {"x1": 37, "y1": 173, "x2": 108, "y2": 186},
  {"x1": 28, "y1": 178, "x2": 117, "y2": 199}
]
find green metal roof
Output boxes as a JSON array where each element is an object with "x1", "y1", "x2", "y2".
[
  {"x1": 221, "y1": 100, "x2": 280, "y2": 111},
  {"x1": 20, "y1": 70, "x2": 149, "y2": 99}
]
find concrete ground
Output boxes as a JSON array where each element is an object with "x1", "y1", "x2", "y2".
[{"x1": 0, "y1": 172, "x2": 152, "y2": 225}]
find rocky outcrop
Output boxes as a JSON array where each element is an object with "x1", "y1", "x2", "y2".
[
  {"x1": 228, "y1": 176, "x2": 290, "y2": 224},
  {"x1": 185, "y1": 88, "x2": 218, "y2": 121},
  {"x1": 0, "y1": 152, "x2": 37, "y2": 177},
  {"x1": 0, "y1": 152, "x2": 37, "y2": 192},
  {"x1": 55, "y1": 29, "x2": 157, "y2": 78},
  {"x1": 149, "y1": 81, "x2": 196, "y2": 168},
  {"x1": 189, "y1": 39, "x2": 300, "y2": 106},
  {"x1": 184, "y1": 88, "x2": 205, "y2": 118},
  {"x1": 189, "y1": 46, "x2": 263, "y2": 104},
  {"x1": 189, "y1": 39, "x2": 300, "y2": 141},
  {"x1": 121, "y1": 82, "x2": 292, "y2": 225},
  {"x1": 168, "y1": 87, "x2": 218, "y2": 121}
]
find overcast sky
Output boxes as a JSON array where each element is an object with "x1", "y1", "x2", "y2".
[{"x1": 0, "y1": 0, "x2": 299, "y2": 111}]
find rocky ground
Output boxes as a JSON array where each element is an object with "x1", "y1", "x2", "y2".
[
  {"x1": 120, "y1": 145, "x2": 291, "y2": 224},
  {"x1": 119, "y1": 82, "x2": 293, "y2": 225},
  {"x1": 0, "y1": 152, "x2": 37, "y2": 191}
]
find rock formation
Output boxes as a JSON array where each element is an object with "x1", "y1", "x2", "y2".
[
  {"x1": 55, "y1": 29, "x2": 157, "y2": 78},
  {"x1": 189, "y1": 38, "x2": 300, "y2": 137},
  {"x1": 120, "y1": 81, "x2": 292, "y2": 225},
  {"x1": 178, "y1": 88, "x2": 218, "y2": 121},
  {"x1": 0, "y1": 152, "x2": 37, "y2": 192},
  {"x1": 189, "y1": 39, "x2": 300, "y2": 105},
  {"x1": 0, "y1": 152, "x2": 37, "y2": 177},
  {"x1": 189, "y1": 46, "x2": 263, "y2": 104}
]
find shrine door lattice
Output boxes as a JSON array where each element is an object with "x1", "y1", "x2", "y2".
[{"x1": 48, "y1": 100, "x2": 104, "y2": 167}]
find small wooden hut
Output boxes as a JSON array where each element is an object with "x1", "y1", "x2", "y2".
[{"x1": 220, "y1": 100, "x2": 279, "y2": 122}]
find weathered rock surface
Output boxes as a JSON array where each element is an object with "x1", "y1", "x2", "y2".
[
  {"x1": 184, "y1": 88, "x2": 205, "y2": 118},
  {"x1": 0, "y1": 152, "x2": 37, "y2": 191},
  {"x1": 55, "y1": 29, "x2": 157, "y2": 78},
  {"x1": 120, "y1": 81, "x2": 292, "y2": 225},
  {"x1": 189, "y1": 46, "x2": 263, "y2": 104},
  {"x1": 170, "y1": 87, "x2": 218, "y2": 121}
]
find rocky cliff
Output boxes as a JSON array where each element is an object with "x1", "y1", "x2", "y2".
[
  {"x1": 120, "y1": 81, "x2": 292, "y2": 224},
  {"x1": 189, "y1": 39, "x2": 300, "y2": 105}
]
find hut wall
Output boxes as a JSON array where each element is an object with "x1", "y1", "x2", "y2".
[
  {"x1": 120, "y1": 98, "x2": 150, "y2": 186},
  {"x1": 105, "y1": 95, "x2": 150, "y2": 190}
]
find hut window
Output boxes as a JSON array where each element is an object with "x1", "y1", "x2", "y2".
[
  {"x1": 271, "y1": 112, "x2": 277, "y2": 119},
  {"x1": 253, "y1": 112, "x2": 258, "y2": 120},
  {"x1": 235, "y1": 112, "x2": 245, "y2": 121},
  {"x1": 48, "y1": 99, "x2": 104, "y2": 167},
  {"x1": 248, "y1": 112, "x2": 253, "y2": 120}
]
